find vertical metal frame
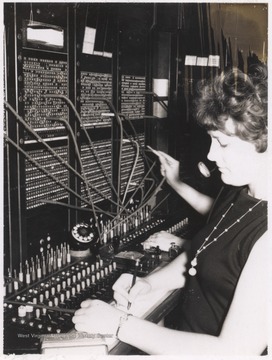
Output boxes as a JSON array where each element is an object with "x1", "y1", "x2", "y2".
[
  {"x1": 111, "y1": 6, "x2": 121, "y2": 213},
  {"x1": 67, "y1": 4, "x2": 80, "y2": 230},
  {"x1": 4, "y1": 3, "x2": 27, "y2": 271}
]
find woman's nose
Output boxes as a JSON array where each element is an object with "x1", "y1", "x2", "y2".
[{"x1": 207, "y1": 139, "x2": 217, "y2": 162}]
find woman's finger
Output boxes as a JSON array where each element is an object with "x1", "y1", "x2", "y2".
[
  {"x1": 112, "y1": 285, "x2": 130, "y2": 300},
  {"x1": 157, "y1": 151, "x2": 175, "y2": 162},
  {"x1": 80, "y1": 299, "x2": 93, "y2": 308},
  {"x1": 113, "y1": 292, "x2": 129, "y2": 307}
]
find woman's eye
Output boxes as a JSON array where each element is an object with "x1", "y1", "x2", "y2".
[{"x1": 219, "y1": 143, "x2": 228, "y2": 148}]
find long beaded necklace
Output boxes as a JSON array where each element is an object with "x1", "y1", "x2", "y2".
[{"x1": 188, "y1": 198, "x2": 263, "y2": 276}]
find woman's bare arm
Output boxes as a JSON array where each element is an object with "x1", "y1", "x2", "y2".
[
  {"x1": 155, "y1": 150, "x2": 214, "y2": 215},
  {"x1": 118, "y1": 232, "x2": 268, "y2": 355}
]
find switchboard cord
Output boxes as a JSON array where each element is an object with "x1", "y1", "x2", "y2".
[
  {"x1": 121, "y1": 139, "x2": 140, "y2": 205},
  {"x1": 46, "y1": 117, "x2": 123, "y2": 210},
  {"x1": 116, "y1": 118, "x2": 161, "y2": 211},
  {"x1": 4, "y1": 101, "x2": 124, "y2": 214},
  {"x1": 87, "y1": 96, "x2": 124, "y2": 213},
  {"x1": 102, "y1": 175, "x2": 166, "y2": 237},
  {"x1": 150, "y1": 192, "x2": 171, "y2": 214},
  {"x1": 141, "y1": 177, "x2": 156, "y2": 203},
  {"x1": 4, "y1": 134, "x2": 98, "y2": 210},
  {"x1": 47, "y1": 117, "x2": 102, "y2": 241},
  {"x1": 44, "y1": 95, "x2": 154, "y2": 218},
  {"x1": 42, "y1": 96, "x2": 164, "y2": 221},
  {"x1": 99, "y1": 161, "x2": 158, "y2": 239},
  {"x1": 106, "y1": 112, "x2": 163, "y2": 218},
  {"x1": 110, "y1": 162, "x2": 157, "y2": 223},
  {"x1": 5, "y1": 99, "x2": 171, "y2": 243},
  {"x1": 47, "y1": 117, "x2": 95, "y2": 202},
  {"x1": 119, "y1": 113, "x2": 160, "y2": 184},
  {"x1": 5, "y1": 101, "x2": 159, "y2": 244},
  {"x1": 81, "y1": 97, "x2": 161, "y2": 218},
  {"x1": 6, "y1": 130, "x2": 169, "y2": 241},
  {"x1": 5, "y1": 101, "x2": 164, "y2": 235},
  {"x1": 42, "y1": 95, "x2": 121, "y2": 206}
]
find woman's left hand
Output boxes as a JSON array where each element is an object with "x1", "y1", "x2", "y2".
[
  {"x1": 72, "y1": 299, "x2": 125, "y2": 336},
  {"x1": 143, "y1": 230, "x2": 185, "y2": 252}
]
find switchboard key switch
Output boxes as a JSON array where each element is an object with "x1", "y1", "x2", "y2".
[
  {"x1": 40, "y1": 309, "x2": 49, "y2": 326},
  {"x1": 91, "y1": 274, "x2": 96, "y2": 284},
  {"x1": 57, "y1": 256, "x2": 62, "y2": 269},
  {"x1": 19, "y1": 264, "x2": 24, "y2": 283},
  {"x1": 44, "y1": 289, "x2": 50, "y2": 300},
  {"x1": 85, "y1": 277, "x2": 91, "y2": 288},
  {"x1": 70, "y1": 274, "x2": 77, "y2": 286},
  {"x1": 80, "y1": 280, "x2": 86, "y2": 291},
  {"x1": 66, "y1": 277, "x2": 72, "y2": 287},
  {"x1": 74, "y1": 288, "x2": 85, "y2": 305},
  {"x1": 18, "y1": 305, "x2": 27, "y2": 320},
  {"x1": 53, "y1": 297, "x2": 59, "y2": 307},
  {"x1": 81, "y1": 268, "x2": 86, "y2": 278},
  {"x1": 70, "y1": 288, "x2": 79, "y2": 306},
  {"x1": 35, "y1": 308, "x2": 41, "y2": 321},
  {"x1": 75, "y1": 270, "x2": 81, "y2": 282},
  {"x1": 5, "y1": 270, "x2": 13, "y2": 294},
  {"x1": 61, "y1": 280, "x2": 67, "y2": 290},
  {"x1": 96, "y1": 272, "x2": 101, "y2": 282},
  {"x1": 39, "y1": 293, "x2": 44, "y2": 304},
  {"x1": 64, "y1": 296, "x2": 73, "y2": 309},
  {"x1": 26, "y1": 304, "x2": 34, "y2": 320}
]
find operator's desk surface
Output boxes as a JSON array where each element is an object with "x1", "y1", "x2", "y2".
[{"x1": 41, "y1": 258, "x2": 182, "y2": 356}]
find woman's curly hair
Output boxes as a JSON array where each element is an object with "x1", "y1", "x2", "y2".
[{"x1": 194, "y1": 64, "x2": 268, "y2": 152}]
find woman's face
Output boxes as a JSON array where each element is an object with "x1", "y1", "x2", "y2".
[{"x1": 207, "y1": 118, "x2": 264, "y2": 187}]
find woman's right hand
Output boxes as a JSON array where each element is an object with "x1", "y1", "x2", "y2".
[
  {"x1": 156, "y1": 151, "x2": 180, "y2": 186},
  {"x1": 112, "y1": 273, "x2": 152, "y2": 309}
]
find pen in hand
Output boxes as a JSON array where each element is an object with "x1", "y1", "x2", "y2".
[{"x1": 127, "y1": 258, "x2": 140, "y2": 310}]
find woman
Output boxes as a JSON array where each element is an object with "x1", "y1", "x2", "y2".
[{"x1": 72, "y1": 65, "x2": 268, "y2": 355}]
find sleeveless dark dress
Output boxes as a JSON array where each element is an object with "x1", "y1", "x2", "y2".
[{"x1": 177, "y1": 186, "x2": 267, "y2": 336}]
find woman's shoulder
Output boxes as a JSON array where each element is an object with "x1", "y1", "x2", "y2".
[
  {"x1": 220, "y1": 185, "x2": 267, "y2": 207},
  {"x1": 220, "y1": 185, "x2": 245, "y2": 199},
  {"x1": 211, "y1": 185, "x2": 245, "y2": 216}
]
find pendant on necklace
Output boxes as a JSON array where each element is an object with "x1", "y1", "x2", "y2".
[
  {"x1": 187, "y1": 200, "x2": 263, "y2": 278},
  {"x1": 189, "y1": 266, "x2": 197, "y2": 276},
  {"x1": 188, "y1": 257, "x2": 197, "y2": 276},
  {"x1": 191, "y1": 257, "x2": 197, "y2": 266}
]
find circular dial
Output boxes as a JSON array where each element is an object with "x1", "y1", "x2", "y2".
[{"x1": 71, "y1": 223, "x2": 96, "y2": 244}]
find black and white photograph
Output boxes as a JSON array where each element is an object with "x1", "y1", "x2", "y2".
[{"x1": 1, "y1": 1, "x2": 270, "y2": 358}]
